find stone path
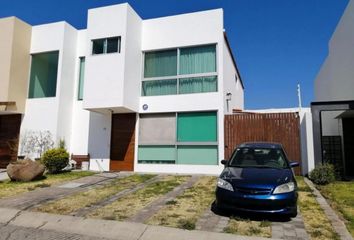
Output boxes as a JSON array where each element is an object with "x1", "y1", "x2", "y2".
[
  {"x1": 196, "y1": 208, "x2": 229, "y2": 232},
  {"x1": 304, "y1": 178, "x2": 353, "y2": 240},
  {"x1": 0, "y1": 172, "x2": 128, "y2": 210},
  {"x1": 72, "y1": 175, "x2": 162, "y2": 217},
  {"x1": 128, "y1": 175, "x2": 200, "y2": 223},
  {"x1": 271, "y1": 211, "x2": 308, "y2": 240},
  {"x1": 1, "y1": 172, "x2": 315, "y2": 239}
]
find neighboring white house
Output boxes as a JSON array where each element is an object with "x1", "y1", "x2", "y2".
[
  {"x1": 312, "y1": 0, "x2": 354, "y2": 177},
  {"x1": 0, "y1": 3, "x2": 244, "y2": 174}
]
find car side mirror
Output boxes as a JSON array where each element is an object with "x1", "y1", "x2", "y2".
[
  {"x1": 221, "y1": 160, "x2": 228, "y2": 165},
  {"x1": 289, "y1": 161, "x2": 300, "y2": 168}
]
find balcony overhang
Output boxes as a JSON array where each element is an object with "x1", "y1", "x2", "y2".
[
  {"x1": 0, "y1": 101, "x2": 18, "y2": 114},
  {"x1": 84, "y1": 106, "x2": 136, "y2": 115}
]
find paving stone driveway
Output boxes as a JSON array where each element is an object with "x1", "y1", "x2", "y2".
[{"x1": 0, "y1": 172, "x2": 309, "y2": 239}]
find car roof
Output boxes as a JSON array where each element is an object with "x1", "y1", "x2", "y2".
[{"x1": 238, "y1": 142, "x2": 283, "y2": 149}]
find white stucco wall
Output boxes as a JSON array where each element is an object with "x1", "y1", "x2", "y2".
[
  {"x1": 315, "y1": 0, "x2": 354, "y2": 102},
  {"x1": 56, "y1": 24, "x2": 78, "y2": 152},
  {"x1": 83, "y1": 4, "x2": 129, "y2": 112},
  {"x1": 122, "y1": 5, "x2": 142, "y2": 112},
  {"x1": 21, "y1": 22, "x2": 67, "y2": 149},
  {"x1": 223, "y1": 39, "x2": 244, "y2": 114},
  {"x1": 69, "y1": 30, "x2": 90, "y2": 155},
  {"x1": 321, "y1": 110, "x2": 344, "y2": 136}
]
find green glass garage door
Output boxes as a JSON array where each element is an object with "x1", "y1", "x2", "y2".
[
  {"x1": 177, "y1": 146, "x2": 218, "y2": 165},
  {"x1": 177, "y1": 112, "x2": 217, "y2": 142}
]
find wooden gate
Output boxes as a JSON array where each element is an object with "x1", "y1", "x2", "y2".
[{"x1": 224, "y1": 112, "x2": 301, "y2": 175}]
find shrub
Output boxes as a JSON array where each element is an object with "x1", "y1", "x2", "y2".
[
  {"x1": 309, "y1": 164, "x2": 335, "y2": 185},
  {"x1": 41, "y1": 148, "x2": 69, "y2": 174},
  {"x1": 178, "y1": 218, "x2": 196, "y2": 230}
]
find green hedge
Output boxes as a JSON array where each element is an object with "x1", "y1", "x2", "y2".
[
  {"x1": 309, "y1": 164, "x2": 336, "y2": 185},
  {"x1": 41, "y1": 148, "x2": 69, "y2": 174}
]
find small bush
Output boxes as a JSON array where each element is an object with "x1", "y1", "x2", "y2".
[
  {"x1": 309, "y1": 164, "x2": 335, "y2": 185},
  {"x1": 178, "y1": 219, "x2": 196, "y2": 230},
  {"x1": 41, "y1": 148, "x2": 69, "y2": 174}
]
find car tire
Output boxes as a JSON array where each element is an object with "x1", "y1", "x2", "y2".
[
  {"x1": 211, "y1": 201, "x2": 223, "y2": 215},
  {"x1": 289, "y1": 207, "x2": 298, "y2": 218}
]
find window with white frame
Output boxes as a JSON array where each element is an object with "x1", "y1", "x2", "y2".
[
  {"x1": 92, "y1": 37, "x2": 121, "y2": 55},
  {"x1": 142, "y1": 44, "x2": 217, "y2": 96}
]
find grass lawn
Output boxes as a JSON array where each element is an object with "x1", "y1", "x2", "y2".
[
  {"x1": 296, "y1": 177, "x2": 339, "y2": 240},
  {"x1": 317, "y1": 181, "x2": 354, "y2": 237},
  {"x1": 146, "y1": 176, "x2": 216, "y2": 230},
  {"x1": 35, "y1": 174, "x2": 156, "y2": 215},
  {"x1": 0, "y1": 171, "x2": 95, "y2": 199},
  {"x1": 224, "y1": 217, "x2": 271, "y2": 238},
  {"x1": 88, "y1": 175, "x2": 189, "y2": 221}
]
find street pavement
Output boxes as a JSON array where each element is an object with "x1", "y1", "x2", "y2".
[{"x1": 0, "y1": 208, "x2": 272, "y2": 240}]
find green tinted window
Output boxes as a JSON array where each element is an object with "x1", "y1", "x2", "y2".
[
  {"x1": 179, "y1": 76, "x2": 217, "y2": 94},
  {"x1": 177, "y1": 146, "x2": 218, "y2": 165},
  {"x1": 138, "y1": 146, "x2": 175, "y2": 164},
  {"x1": 177, "y1": 112, "x2": 217, "y2": 142},
  {"x1": 142, "y1": 79, "x2": 177, "y2": 96},
  {"x1": 179, "y1": 45, "x2": 216, "y2": 75},
  {"x1": 144, "y1": 50, "x2": 177, "y2": 78},
  {"x1": 78, "y1": 57, "x2": 85, "y2": 100},
  {"x1": 28, "y1": 51, "x2": 59, "y2": 98}
]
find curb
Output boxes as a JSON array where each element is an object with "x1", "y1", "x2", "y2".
[
  {"x1": 304, "y1": 178, "x2": 353, "y2": 240},
  {"x1": 0, "y1": 208, "x2": 275, "y2": 240}
]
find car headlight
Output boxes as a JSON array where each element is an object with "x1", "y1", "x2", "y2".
[
  {"x1": 217, "y1": 178, "x2": 234, "y2": 191},
  {"x1": 273, "y1": 182, "x2": 295, "y2": 194}
]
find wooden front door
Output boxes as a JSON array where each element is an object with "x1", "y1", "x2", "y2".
[
  {"x1": 0, "y1": 114, "x2": 22, "y2": 168},
  {"x1": 110, "y1": 113, "x2": 136, "y2": 171}
]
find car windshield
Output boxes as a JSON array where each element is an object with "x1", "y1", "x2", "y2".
[{"x1": 229, "y1": 147, "x2": 289, "y2": 169}]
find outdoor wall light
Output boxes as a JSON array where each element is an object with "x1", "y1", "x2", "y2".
[{"x1": 226, "y1": 92, "x2": 232, "y2": 101}]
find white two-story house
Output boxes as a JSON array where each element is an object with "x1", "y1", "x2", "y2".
[{"x1": 0, "y1": 3, "x2": 244, "y2": 174}]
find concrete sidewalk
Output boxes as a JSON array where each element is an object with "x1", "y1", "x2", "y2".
[{"x1": 0, "y1": 208, "x2": 274, "y2": 240}]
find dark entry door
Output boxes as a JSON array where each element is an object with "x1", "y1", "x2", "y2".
[
  {"x1": 343, "y1": 118, "x2": 354, "y2": 176},
  {"x1": 0, "y1": 114, "x2": 22, "y2": 168},
  {"x1": 110, "y1": 113, "x2": 136, "y2": 171}
]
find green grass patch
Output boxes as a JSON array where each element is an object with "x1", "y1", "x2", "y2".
[
  {"x1": 34, "y1": 174, "x2": 156, "y2": 215},
  {"x1": 296, "y1": 176, "x2": 339, "y2": 240},
  {"x1": 88, "y1": 175, "x2": 189, "y2": 221},
  {"x1": 223, "y1": 216, "x2": 271, "y2": 238},
  {"x1": 146, "y1": 176, "x2": 216, "y2": 230},
  {"x1": 317, "y1": 181, "x2": 354, "y2": 237},
  {"x1": 0, "y1": 171, "x2": 95, "y2": 199}
]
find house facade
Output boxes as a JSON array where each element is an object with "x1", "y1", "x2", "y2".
[
  {"x1": 0, "y1": 3, "x2": 244, "y2": 174},
  {"x1": 312, "y1": 0, "x2": 354, "y2": 177}
]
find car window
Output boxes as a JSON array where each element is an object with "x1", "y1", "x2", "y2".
[{"x1": 229, "y1": 147, "x2": 289, "y2": 169}]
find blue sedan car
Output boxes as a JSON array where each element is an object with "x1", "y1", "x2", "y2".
[{"x1": 215, "y1": 142, "x2": 299, "y2": 218}]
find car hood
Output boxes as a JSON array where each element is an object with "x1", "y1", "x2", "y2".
[{"x1": 220, "y1": 167, "x2": 293, "y2": 189}]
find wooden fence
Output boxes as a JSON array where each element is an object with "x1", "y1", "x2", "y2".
[{"x1": 224, "y1": 112, "x2": 301, "y2": 175}]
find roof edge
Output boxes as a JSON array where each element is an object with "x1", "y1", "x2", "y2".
[{"x1": 223, "y1": 31, "x2": 244, "y2": 89}]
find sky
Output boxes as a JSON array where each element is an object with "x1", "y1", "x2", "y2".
[{"x1": 0, "y1": 0, "x2": 349, "y2": 109}]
